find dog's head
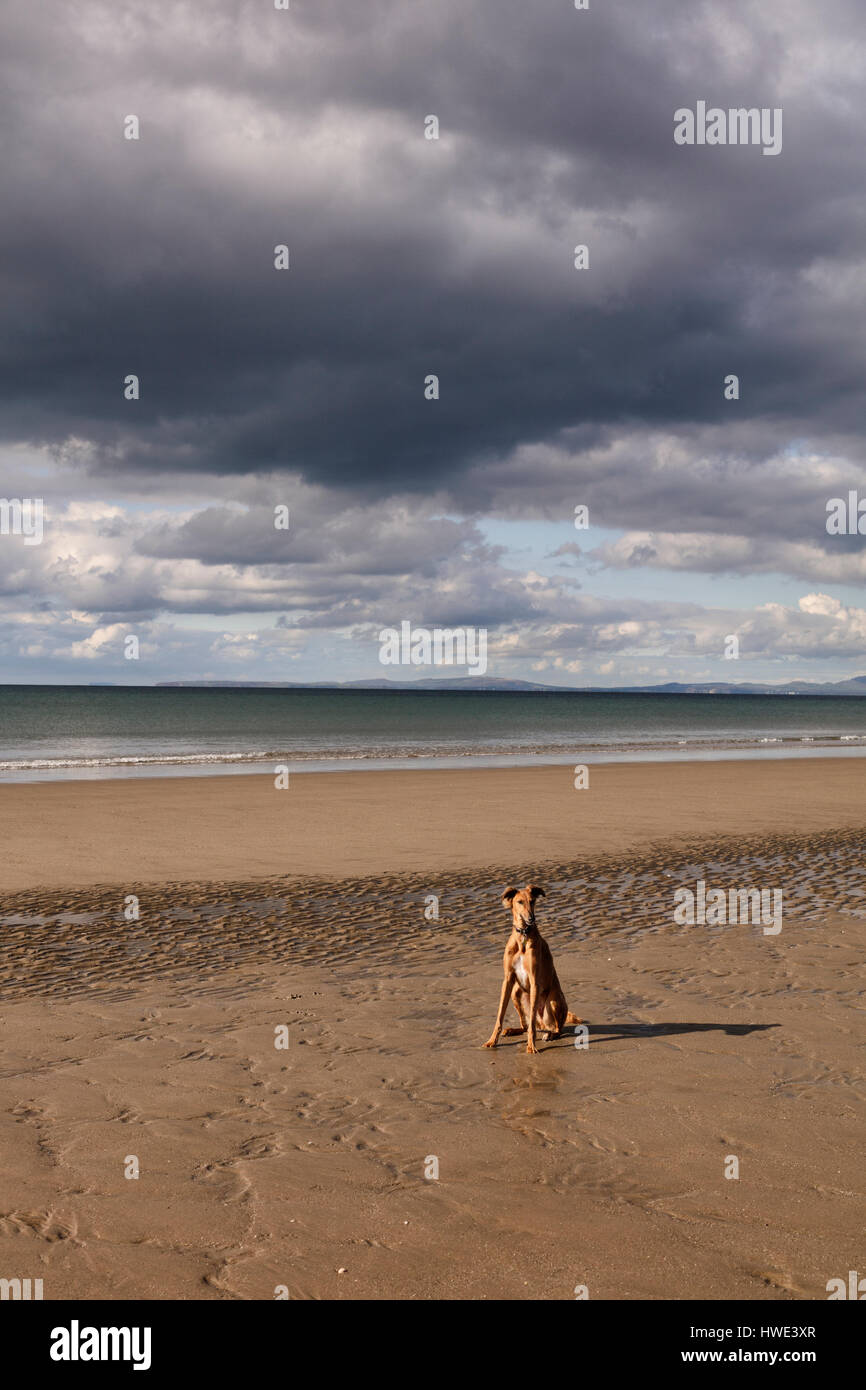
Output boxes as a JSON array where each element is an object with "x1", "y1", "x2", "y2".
[{"x1": 502, "y1": 883, "x2": 545, "y2": 938}]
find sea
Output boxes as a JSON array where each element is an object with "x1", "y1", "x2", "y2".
[{"x1": 1, "y1": 685, "x2": 866, "y2": 783}]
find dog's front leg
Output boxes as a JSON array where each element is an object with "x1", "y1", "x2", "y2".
[
  {"x1": 484, "y1": 972, "x2": 515, "y2": 1048},
  {"x1": 526, "y1": 979, "x2": 539, "y2": 1054}
]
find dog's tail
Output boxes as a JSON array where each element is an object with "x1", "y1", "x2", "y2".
[{"x1": 565, "y1": 1011, "x2": 583, "y2": 1027}]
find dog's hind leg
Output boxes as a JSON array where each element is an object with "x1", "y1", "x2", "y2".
[
  {"x1": 542, "y1": 996, "x2": 567, "y2": 1041},
  {"x1": 530, "y1": 996, "x2": 553, "y2": 1041}
]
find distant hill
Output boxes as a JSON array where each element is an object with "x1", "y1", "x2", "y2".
[
  {"x1": 156, "y1": 675, "x2": 866, "y2": 696},
  {"x1": 156, "y1": 676, "x2": 561, "y2": 691}
]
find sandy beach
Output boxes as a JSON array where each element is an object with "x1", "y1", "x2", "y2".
[
  {"x1": 0, "y1": 759, "x2": 864, "y2": 1300},
  {"x1": 2, "y1": 756, "x2": 866, "y2": 890}
]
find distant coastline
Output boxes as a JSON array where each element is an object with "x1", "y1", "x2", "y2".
[
  {"x1": 3, "y1": 674, "x2": 866, "y2": 696},
  {"x1": 151, "y1": 674, "x2": 866, "y2": 696}
]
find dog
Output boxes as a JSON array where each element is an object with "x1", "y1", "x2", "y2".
[{"x1": 483, "y1": 884, "x2": 582, "y2": 1054}]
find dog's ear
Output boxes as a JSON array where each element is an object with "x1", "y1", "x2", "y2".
[
  {"x1": 527, "y1": 884, "x2": 545, "y2": 901},
  {"x1": 501, "y1": 887, "x2": 518, "y2": 908}
]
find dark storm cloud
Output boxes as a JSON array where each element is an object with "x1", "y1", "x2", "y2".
[
  {"x1": 2, "y1": 0, "x2": 866, "y2": 507},
  {"x1": 452, "y1": 421, "x2": 866, "y2": 541},
  {"x1": 136, "y1": 504, "x2": 489, "y2": 573}
]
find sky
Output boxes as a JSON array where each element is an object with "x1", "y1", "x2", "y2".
[{"x1": 1, "y1": 0, "x2": 865, "y2": 687}]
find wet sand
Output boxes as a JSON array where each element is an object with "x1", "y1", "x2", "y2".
[{"x1": 0, "y1": 761, "x2": 864, "y2": 1299}]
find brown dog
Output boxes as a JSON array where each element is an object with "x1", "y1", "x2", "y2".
[{"x1": 484, "y1": 884, "x2": 582, "y2": 1054}]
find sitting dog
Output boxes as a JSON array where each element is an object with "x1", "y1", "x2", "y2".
[{"x1": 484, "y1": 884, "x2": 582, "y2": 1054}]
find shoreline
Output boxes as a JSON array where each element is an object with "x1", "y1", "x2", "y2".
[{"x1": 3, "y1": 741, "x2": 866, "y2": 784}]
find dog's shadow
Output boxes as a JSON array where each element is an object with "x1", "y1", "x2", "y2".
[
  {"x1": 574, "y1": 1020, "x2": 779, "y2": 1046},
  {"x1": 491, "y1": 1021, "x2": 780, "y2": 1049}
]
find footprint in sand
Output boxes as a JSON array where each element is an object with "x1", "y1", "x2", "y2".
[
  {"x1": 751, "y1": 1268, "x2": 810, "y2": 1296},
  {"x1": 193, "y1": 1162, "x2": 251, "y2": 1203},
  {"x1": 0, "y1": 1209, "x2": 78, "y2": 1243}
]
